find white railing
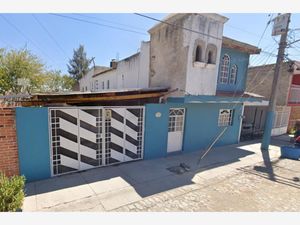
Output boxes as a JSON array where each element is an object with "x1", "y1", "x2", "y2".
[
  {"x1": 273, "y1": 106, "x2": 291, "y2": 128},
  {"x1": 289, "y1": 85, "x2": 300, "y2": 103}
]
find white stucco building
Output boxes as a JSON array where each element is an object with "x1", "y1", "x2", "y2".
[
  {"x1": 79, "y1": 14, "x2": 228, "y2": 95},
  {"x1": 79, "y1": 41, "x2": 150, "y2": 92},
  {"x1": 79, "y1": 13, "x2": 259, "y2": 99}
]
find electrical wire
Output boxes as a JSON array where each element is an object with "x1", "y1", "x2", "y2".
[
  {"x1": 49, "y1": 13, "x2": 148, "y2": 36},
  {"x1": 74, "y1": 13, "x2": 146, "y2": 32},
  {"x1": 197, "y1": 45, "x2": 279, "y2": 165},
  {"x1": 257, "y1": 14, "x2": 274, "y2": 47},
  {"x1": 0, "y1": 14, "x2": 55, "y2": 63},
  {"x1": 134, "y1": 13, "x2": 223, "y2": 41},
  {"x1": 31, "y1": 14, "x2": 68, "y2": 58}
]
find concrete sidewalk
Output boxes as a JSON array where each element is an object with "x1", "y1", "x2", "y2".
[{"x1": 23, "y1": 136, "x2": 289, "y2": 211}]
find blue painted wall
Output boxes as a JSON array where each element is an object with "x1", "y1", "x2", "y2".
[
  {"x1": 144, "y1": 102, "x2": 243, "y2": 159},
  {"x1": 16, "y1": 107, "x2": 51, "y2": 182},
  {"x1": 217, "y1": 47, "x2": 250, "y2": 93}
]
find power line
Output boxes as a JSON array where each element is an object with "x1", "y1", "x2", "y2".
[
  {"x1": 0, "y1": 14, "x2": 54, "y2": 63},
  {"x1": 257, "y1": 14, "x2": 274, "y2": 47},
  {"x1": 74, "y1": 13, "x2": 146, "y2": 32},
  {"x1": 49, "y1": 13, "x2": 148, "y2": 36},
  {"x1": 31, "y1": 14, "x2": 68, "y2": 58},
  {"x1": 134, "y1": 13, "x2": 223, "y2": 41}
]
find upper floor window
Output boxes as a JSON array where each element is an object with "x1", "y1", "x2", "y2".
[
  {"x1": 95, "y1": 80, "x2": 98, "y2": 91},
  {"x1": 195, "y1": 46, "x2": 202, "y2": 62},
  {"x1": 219, "y1": 54, "x2": 230, "y2": 84},
  {"x1": 102, "y1": 81, "x2": 105, "y2": 89},
  {"x1": 229, "y1": 65, "x2": 238, "y2": 84},
  {"x1": 206, "y1": 44, "x2": 217, "y2": 64},
  {"x1": 107, "y1": 80, "x2": 110, "y2": 89},
  {"x1": 193, "y1": 39, "x2": 205, "y2": 63}
]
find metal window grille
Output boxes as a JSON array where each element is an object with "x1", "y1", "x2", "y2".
[
  {"x1": 219, "y1": 54, "x2": 230, "y2": 84},
  {"x1": 168, "y1": 108, "x2": 185, "y2": 132},
  {"x1": 50, "y1": 110, "x2": 61, "y2": 175},
  {"x1": 273, "y1": 106, "x2": 291, "y2": 128},
  {"x1": 218, "y1": 109, "x2": 233, "y2": 126}
]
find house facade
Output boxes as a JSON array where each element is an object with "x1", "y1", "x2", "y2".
[
  {"x1": 244, "y1": 61, "x2": 299, "y2": 138},
  {"x1": 13, "y1": 13, "x2": 264, "y2": 182}
]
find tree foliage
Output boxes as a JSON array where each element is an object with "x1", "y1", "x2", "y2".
[
  {"x1": 0, "y1": 48, "x2": 75, "y2": 95},
  {"x1": 67, "y1": 44, "x2": 91, "y2": 81},
  {"x1": 0, "y1": 48, "x2": 44, "y2": 94},
  {"x1": 41, "y1": 70, "x2": 76, "y2": 92}
]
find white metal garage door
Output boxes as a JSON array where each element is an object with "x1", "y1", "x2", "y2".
[{"x1": 49, "y1": 106, "x2": 144, "y2": 176}]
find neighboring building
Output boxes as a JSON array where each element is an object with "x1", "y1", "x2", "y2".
[
  {"x1": 79, "y1": 66, "x2": 110, "y2": 92},
  {"x1": 286, "y1": 61, "x2": 300, "y2": 130},
  {"x1": 243, "y1": 61, "x2": 298, "y2": 138},
  {"x1": 79, "y1": 41, "x2": 150, "y2": 92},
  {"x1": 14, "y1": 13, "x2": 265, "y2": 182}
]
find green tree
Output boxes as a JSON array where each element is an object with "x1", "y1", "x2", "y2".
[
  {"x1": 0, "y1": 48, "x2": 76, "y2": 95},
  {"x1": 67, "y1": 44, "x2": 91, "y2": 81},
  {"x1": 0, "y1": 48, "x2": 44, "y2": 94},
  {"x1": 42, "y1": 70, "x2": 76, "y2": 92}
]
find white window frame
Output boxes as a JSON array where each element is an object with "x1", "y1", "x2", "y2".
[
  {"x1": 168, "y1": 108, "x2": 185, "y2": 132},
  {"x1": 102, "y1": 81, "x2": 105, "y2": 90},
  {"x1": 229, "y1": 64, "x2": 238, "y2": 84},
  {"x1": 107, "y1": 80, "x2": 110, "y2": 89},
  {"x1": 218, "y1": 109, "x2": 233, "y2": 127},
  {"x1": 219, "y1": 54, "x2": 230, "y2": 84}
]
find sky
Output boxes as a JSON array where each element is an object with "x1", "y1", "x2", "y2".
[{"x1": 0, "y1": 13, "x2": 300, "y2": 74}]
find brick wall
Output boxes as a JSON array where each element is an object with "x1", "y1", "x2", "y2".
[
  {"x1": 246, "y1": 62, "x2": 293, "y2": 106},
  {"x1": 0, "y1": 107, "x2": 19, "y2": 176}
]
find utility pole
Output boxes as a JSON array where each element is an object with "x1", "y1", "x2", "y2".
[{"x1": 261, "y1": 13, "x2": 291, "y2": 150}]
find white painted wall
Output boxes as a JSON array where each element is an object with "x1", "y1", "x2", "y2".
[
  {"x1": 79, "y1": 66, "x2": 111, "y2": 92},
  {"x1": 184, "y1": 14, "x2": 225, "y2": 96},
  {"x1": 116, "y1": 41, "x2": 150, "y2": 89},
  {"x1": 93, "y1": 69, "x2": 117, "y2": 91},
  {"x1": 138, "y1": 41, "x2": 150, "y2": 88},
  {"x1": 79, "y1": 69, "x2": 94, "y2": 92}
]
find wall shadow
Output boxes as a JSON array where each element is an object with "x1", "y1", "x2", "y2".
[{"x1": 25, "y1": 142, "x2": 256, "y2": 198}]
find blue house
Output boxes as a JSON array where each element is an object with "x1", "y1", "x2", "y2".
[
  {"x1": 143, "y1": 15, "x2": 262, "y2": 159},
  {"x1": 15, "y1": 14, "x2": 263, "y2": 181}
]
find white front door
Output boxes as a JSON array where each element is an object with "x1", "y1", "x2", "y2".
[{"x1": 167, "y1": 108, "x2": 185, "y2": 153}]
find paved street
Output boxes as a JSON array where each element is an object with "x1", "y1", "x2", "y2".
[
  {"x1": 115, "y1": 159, "x2": 300, "y2": 211},
  {"x1": 23, "y1": 135, "x2": 300, "y2": 212}
]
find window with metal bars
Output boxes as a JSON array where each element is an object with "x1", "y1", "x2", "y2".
[
  {"x1": 218, "y1": 109, "x2": 233, "y2": 126},
  {"x1": 219, "y1": 54, "x2": 230, "y2": 84}
]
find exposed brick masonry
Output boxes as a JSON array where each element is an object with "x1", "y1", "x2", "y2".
[{"x1": 0, "y1": 107, "x2": 19, "y2": 176}]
